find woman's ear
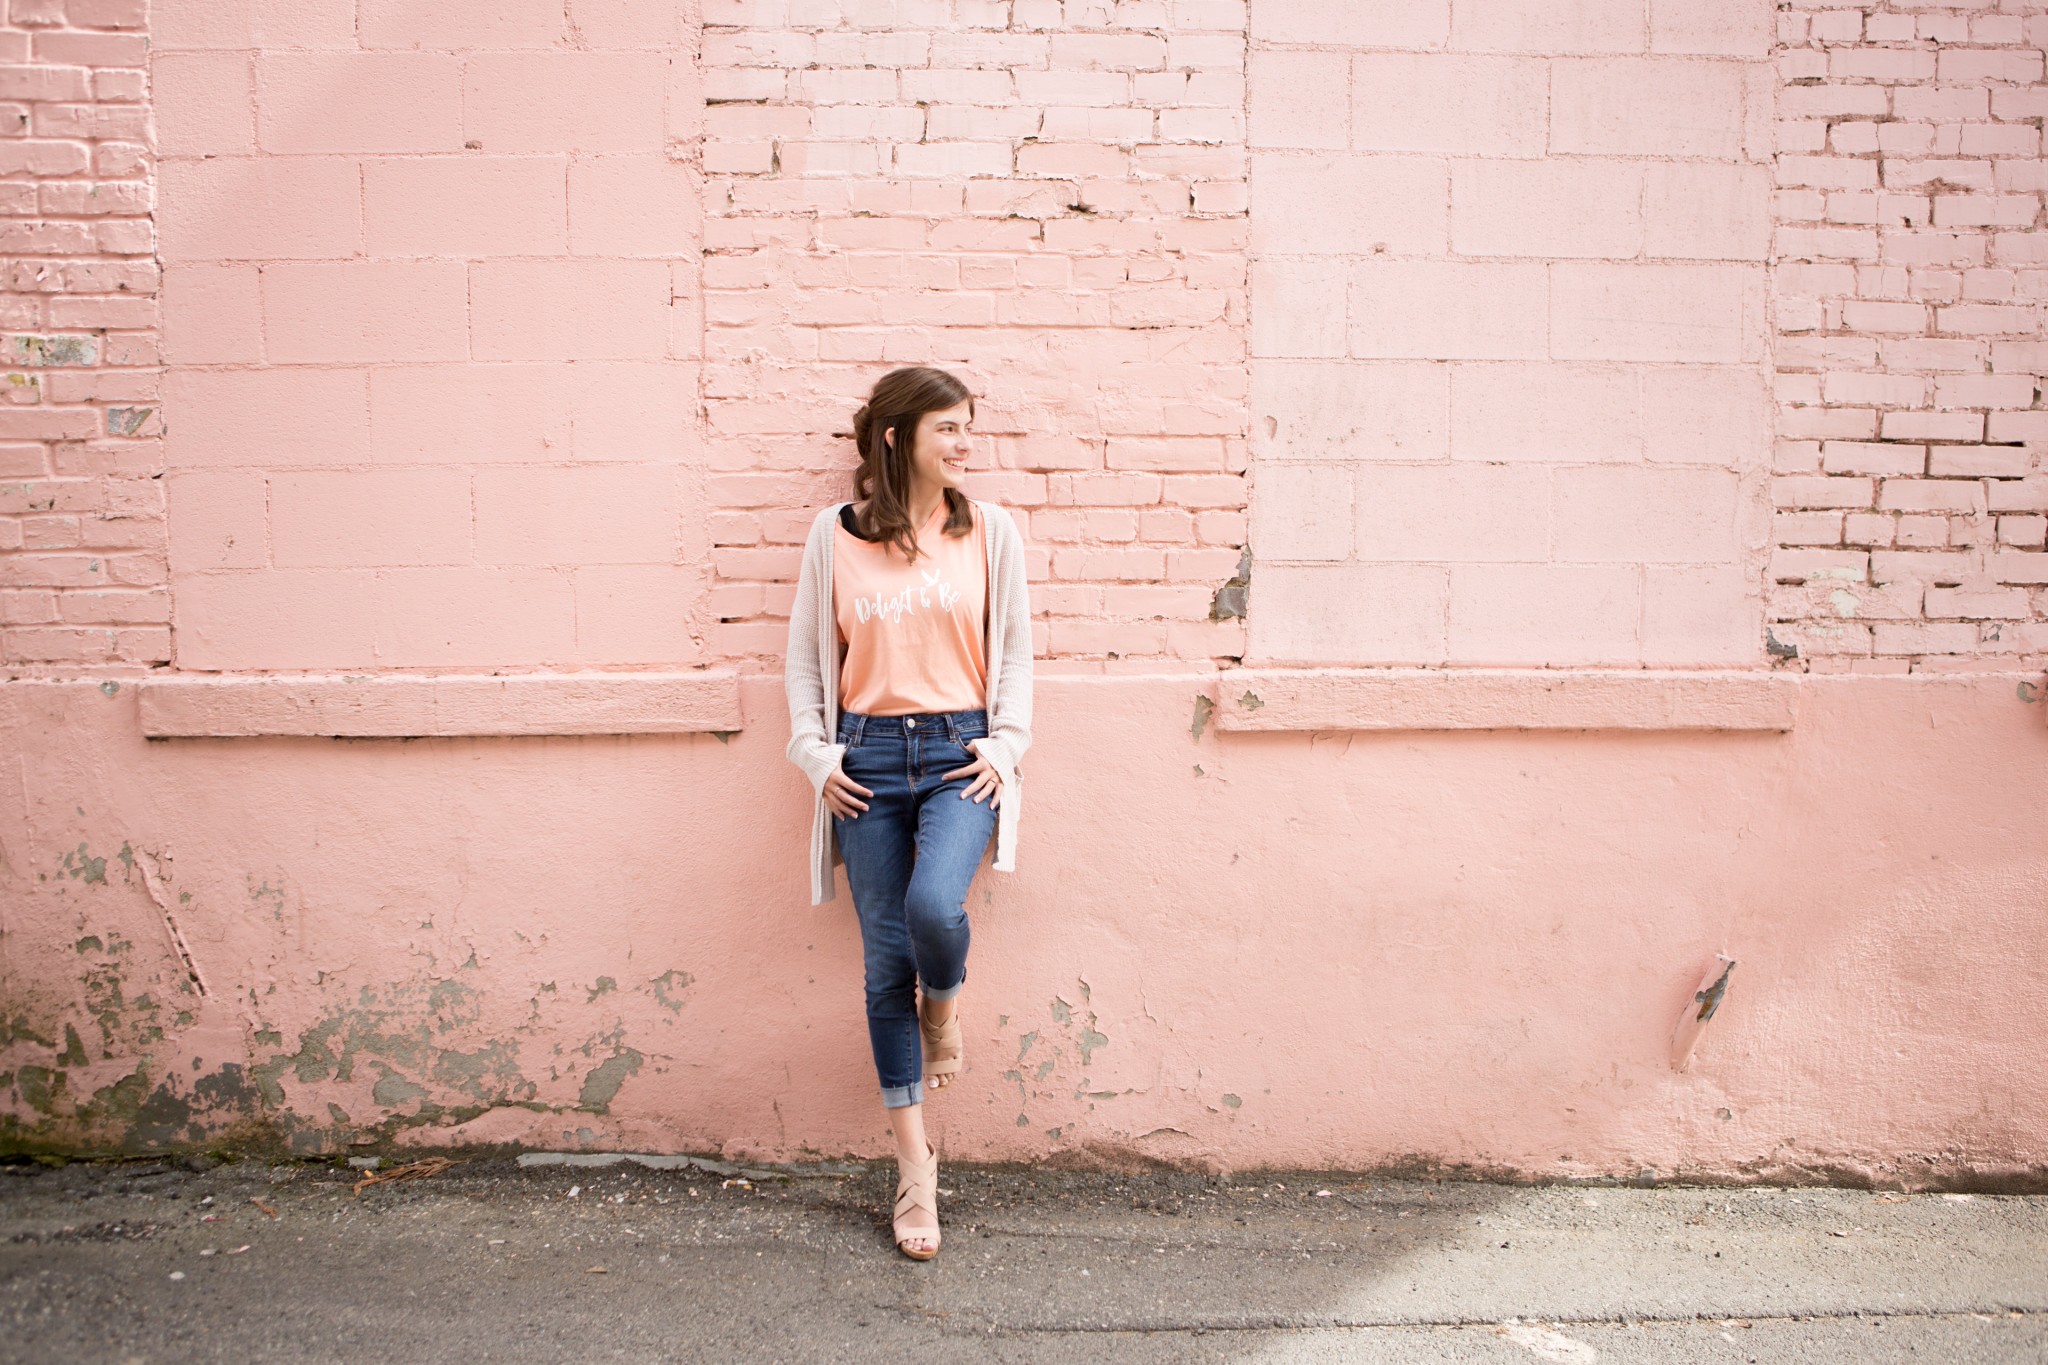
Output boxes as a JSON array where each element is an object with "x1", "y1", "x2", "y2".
[{"x1": 882, "y1": 424, "x2": 894, "y2": 450}]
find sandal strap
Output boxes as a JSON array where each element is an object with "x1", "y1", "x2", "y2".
[
  {"x1": 920, "y1": 1006, "x2": 963, "y2": 1075},
  {"x1": 892, "y1": 1145, "x2": 941, "y2": 1248}
]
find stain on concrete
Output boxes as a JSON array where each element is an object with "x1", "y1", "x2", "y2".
[
  {"x1": 585, "y1": 976, "x2": 617, "y2": 1004},
  {"x1": 1209, "y1": 547, "x2": 1251, "y2": 621},
  {"x1": 578, "y1": 1050, "x2": 644, "y2": 1114}
]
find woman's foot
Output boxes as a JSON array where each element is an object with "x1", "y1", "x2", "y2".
[
  {"x1": 892, "y1": 1139, "x2": 940, "y2": 1260},
  {"x1": 919, "y1": 996, "x2": 962, "y2": 1090}
]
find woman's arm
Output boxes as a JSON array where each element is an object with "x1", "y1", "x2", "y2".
[{"x1": 784, "y1": 508, "x2": 847, "y2": 794}]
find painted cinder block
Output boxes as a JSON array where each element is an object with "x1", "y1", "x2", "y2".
[
  {"x1": 1448, "y1": 563, "x2": 1643, "y2": 665},
  {"x1": 570, "y1": 564, "x2": 710, "y2": 664},
  {"x1": 165, "y1": 470, "x2": 267, "y2": 571},
  {"x1": 1249, "y1": 0, "x2": 1449, "y2": 48},
  {"x1": 162, "y1": 368, "x2": 370, "y2": 468},
  {"x1": 1352, "y1": 464, "x2": 1551, "y2": 563},
  {"x1": 1250, "y1": 563, "x2": 1449, "y2": 664},
  {"x1": 1644, "y1": 162, "x2": 1771, "y2": 260},
  {"x1": 1452, "y1": 158, "x2": 1643, "y2": 260},
  {"x1": 160, "y1": 264, "x2": 262, "y2": 364},
  {"x1": 474, "y1": 465, "x2": 682, "y2": 566},
  {"x1": 151, "y1": 0, "x2": 357, "y2": 51},
  {"x1": 1641, "y1": 564, "x2": 1763, "y2": 663},
  {"x1": 1450, "y1": 362, "x2": 1642, "y2": 463},
  {"x1": 1551, "y1": 262, "x2": 1762, "y2": 363},
  {"x1": 1252, "y1": 463, "x2": 1352, "y2": 561},
  {"x1": 172, "y1": 569, "x2": 385, "y2": 670},
  {"x1": 1253, "y1": 153, "x2": 1447, "y2": 256},
  {"x1": 365, "y1": 157, "x2": 571, "y2": 258},
  {"x1": 1450, "y1": 0, "x2": 1648, "y2": 55},
  {"x1": 1551, "y1": 466, "x2": 1745, "y2": 563},
  {"x1": 1247, "y1": 49, "x2": 1348, "y2": 149},
  {"x1": 369, "y1": 364, "x2": 573, "y2": 466},
  {"x1": 1348, "y1": 260, "x2": 1549, "y2": 360},
  {"x1": 1249, "y1": 260, "x2": 1346, "y2": 358},
  {"x1": 470, "y1": 259, "x2": 674, "y2": 361},
  {"x1": 462, "y1": 52, "x2": 669, "y2": 153},
  {"x1": 270, "y1": 468, "x2": 474, "y2": 568},
  {"x1": 1550, "y1": 58, "x2": 1749, "y2": 159},
  {"x1": 157, "y1": 157, "x2": 362, "y2": 261},
  {"x1": 1251, "y1": 360, "x2": 1450, "y2": 462},
  {"x1": 1350, "y1": 53, "x2": 1547, "y2": 156},
  {"x1": 256, "y1": 53, "x2": 465, "y2": 154},
  {"x1": 1650, "y1": 0, "x2": 1774, "y2": 57},
  {"x1": 151, "y1": 52, "x2": 253, "y2": 157},
  {"x1": 264, "y1": 261, "x2": 471, "y2": 363},
  {"x1": 357, "y1": 0, "x2": 568, "y2": 50}
]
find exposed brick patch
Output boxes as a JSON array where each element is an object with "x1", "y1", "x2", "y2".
[
  {"x1": 699, "y1": 0, "x2": 1252, "y2": 665},
  {"x1": 1771, "y1": 0, "x2": 2048, "y2": 671},
  {"x1": 1, "y1": 0, "x2": 164, "y2": 672}
]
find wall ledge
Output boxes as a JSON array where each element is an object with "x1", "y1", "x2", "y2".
[
  {"x1": 137, "y1": 670, "x2": 744, "y2": 738},
  {"x1": 1212, "y1": 669, "x2": 1798, "y2": 733}
]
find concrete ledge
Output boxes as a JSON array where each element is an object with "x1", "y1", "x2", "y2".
[
  {"x1": 1212, "y1": 669, "x2": 1798, "y2": 733},
  {"x1": 138, "y1": 670, "x2": 744, "y2": 738}
]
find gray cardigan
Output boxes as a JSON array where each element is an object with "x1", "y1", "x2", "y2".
[{"x1": 782, "y1": 499, "x2": 1034, "y2": 906}]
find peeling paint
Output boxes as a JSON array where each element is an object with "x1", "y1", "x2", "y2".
[
  {"x1": 578, "y1": 1049, "x2": 643, "y2": 1113},
  {"x1": 1190, "y1": 694, "x2": 1214, "y2": 741}
]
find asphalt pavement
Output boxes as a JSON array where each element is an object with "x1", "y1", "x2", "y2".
[{"x1": 2, "y1": 1151, "x2": 2043, "y2": 1363}]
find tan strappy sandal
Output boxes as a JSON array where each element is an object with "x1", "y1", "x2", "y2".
[
  {"x1": 892, "y1": 1140, "x2": 940, "y2": 1261},
  {"x1": 920, "y1": 998, "x2": 963, "y2": 1085}
]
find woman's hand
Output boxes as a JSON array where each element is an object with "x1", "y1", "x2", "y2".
[
  {"x1": 943, "y1": 751, "x2": 1003, "y2": 808},
  {"x1": 823, "y1": 766, "x2": 873, "y2": 819}
]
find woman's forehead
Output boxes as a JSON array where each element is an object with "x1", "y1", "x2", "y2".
[{"x1": 923, "y1": 400, "x2": 973, "y2": 425}]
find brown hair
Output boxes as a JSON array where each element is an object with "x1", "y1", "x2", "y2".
[{"x1": 850, "y1": 365, "x2": 975, "y2": 562}]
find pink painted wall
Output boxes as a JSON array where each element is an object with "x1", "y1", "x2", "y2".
[{"x1": 3, "y1": 0, "x2": 2046, "y2": 1181}]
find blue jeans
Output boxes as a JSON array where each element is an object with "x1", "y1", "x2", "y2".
[{"x1": 833, "y1": 708, "x2": 998, "y2": 1109}]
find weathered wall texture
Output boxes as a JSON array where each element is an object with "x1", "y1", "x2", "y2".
[
  {"x1": 2, "y1": 0, "x2": 2046, "y2": 1183},
  {"x1": 1772, "y1": 3, "x2": 2048, "y2": 667},
  {"x1": 1, "y1": 0, "x2": 163, "y2": 670}
]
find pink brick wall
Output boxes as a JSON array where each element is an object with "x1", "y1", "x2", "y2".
[
  {"x1": 697, "y1": 0, "x2": 1252, "y2": 665},
  {"x1": 3, "y1": 1, "x2": 2046, "y2": 675},
  {"x1": 1246, "y1": 0, "x2": 1777, "y2": 668},
  {"x1": 0, "y1": 0, "x2": 163, "y2": 670},
  {"x1": 1771, "y1": 0, "x2": 2048, "y2": 671},
  {"x1": 146, "y1": 0, "x2": 707, "y2": 672}
]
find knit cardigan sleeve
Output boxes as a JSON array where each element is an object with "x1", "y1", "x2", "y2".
[
  {"x1": 968, "y1": 502, "x2": 1033, "y2": 786},
  {"x1": 783, "y1": 505, "x2": 846, "y2": 795}
]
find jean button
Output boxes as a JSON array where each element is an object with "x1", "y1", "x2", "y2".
[{"x1": 905, "y1": 717, "x2": 917, "y2": 729}]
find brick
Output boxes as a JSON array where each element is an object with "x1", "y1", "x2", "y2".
[
  {"x1": 1774, "y1": 476, "x2": 1875, "y2": 510},
  {"x1": 161, "y1": 368, "x2": 370, "y2": 468},
  {"x1": 1349, "y1": 54, "x2": 1547, "y2": 156},
  {"x1": 158, "y1": 157, "x2": 362, "y2": 261},
  {"x1": 365, "y1": 157, "x2": 569, "y2": 258},
  {"x1": 1252, "y1": 360, "x2": 1449, "y2": 462},
  {"x1": 1249, "y1": 563, "x2": 1448, "y2": 664},
  {"x1": 1452, "y1": 158, "x2": 1642, "y2": 259},
  {"x1": 257, "y1": 53, "x2": 464, "y2": 154},
  {"x1": 264, "y1": 262, "x2": 471, "y2": 363},
  {"x1": 1348, "y1": 260, "x2": 1548, "y2": 360},
  {"x1": 471, "y1": 260, "x2": 673, "y2": 361},
  {"x1": 1451, "y1": 0, "x2": 1646, "y2": 55},
  {"x1": 1351, "y1": 464, "x2": 1550, "y2": 562},
  {"x1": 1552, "y1": 263, "x2": 1762, "y2": 363},
  {"x1": 1551, "y1": 58, "x2": 1747, "y2": 159},
  {"x1": 1821, "y1": 441, "x2": 1925, "y2": 476},
  {"x1": 1253, "y1": 153, "x2": 1445, "y2": 256}
]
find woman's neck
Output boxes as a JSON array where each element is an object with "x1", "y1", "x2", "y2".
[{"x1": 904, "y1": 481, "x2": 946, "y2": 529}]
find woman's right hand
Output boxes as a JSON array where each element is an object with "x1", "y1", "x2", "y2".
[{"x1": 823, "y1": 766, "x2": 873, "y2": 819}]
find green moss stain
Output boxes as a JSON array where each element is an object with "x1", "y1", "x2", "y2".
[
  {"x1": 650, "y1": 970, "x2": 694, "y2": 1013},
  {"x1": 60, "y1": 843, "x2": 106, "y2": 885},
  {"x1": 585, "y1": 976, "x2": 617, "y2": 1004},
  {"x1": 1222, "y1": 1094, "x2": 1242, "y2": 1109}
]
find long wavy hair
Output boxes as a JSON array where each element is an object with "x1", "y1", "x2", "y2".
[{"x1": 850, "y1": 366, "x2": 976, "y2": 562}]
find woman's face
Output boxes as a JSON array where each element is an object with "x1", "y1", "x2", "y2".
[{"x1": 893, "y1": 400, "x2": 974, "y2": 494}]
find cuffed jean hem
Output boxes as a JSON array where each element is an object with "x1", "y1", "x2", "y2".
[
  {"x1": 881, "y1": 1083, "x2": 922, "y2": 1109},
  {"x1": 921, "y1": 979, "x2": 965, "y2": 1003}
]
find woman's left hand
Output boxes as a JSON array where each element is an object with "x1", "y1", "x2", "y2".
[{"x1": 943, "y1": 751, "x2": 1003, "y2": 808}]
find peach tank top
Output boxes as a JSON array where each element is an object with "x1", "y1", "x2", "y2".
[{"x1": 834, "y1": 500, "x2": 988, "y2": 717}]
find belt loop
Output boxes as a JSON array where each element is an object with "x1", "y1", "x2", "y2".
[
  {"x1": 943, "y1": 712, "x2": 961, "y2": 744},
  {"x1": 851, "y1": 712, "x2": 867, "y2": 746}
]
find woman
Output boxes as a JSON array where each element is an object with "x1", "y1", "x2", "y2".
[{"x1": 783, "y1": 365, "x2": 1033, "y2": 1261}]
